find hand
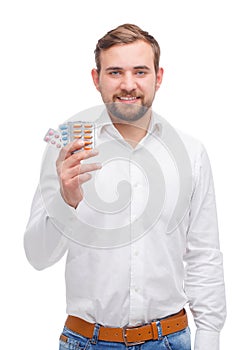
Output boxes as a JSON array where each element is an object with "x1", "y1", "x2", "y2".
[{"x1": 56, "y1": 140, "x2": 101, "y2": 208}]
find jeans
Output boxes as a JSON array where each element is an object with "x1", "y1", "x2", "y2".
[{"x1": 59, "y1": 324, "x2": 191, "y2": 350}]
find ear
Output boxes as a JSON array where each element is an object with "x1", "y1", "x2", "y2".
[
  {"x1": 91, "y1": 68, "x2": 100, "y2": 91},
  {"x1": 155, "y1": 67, "x2": 164, "y2": 91}
]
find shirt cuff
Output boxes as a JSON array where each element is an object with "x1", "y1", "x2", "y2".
[
  {"x1": 194, "y1": 329, "x2": 220, "y2": 350},
  {"x1": 45, "y1": 190, "x2": 78, "y2": 232}
]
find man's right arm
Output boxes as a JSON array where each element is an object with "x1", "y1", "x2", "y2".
[
  {"x1": 24, "y1": 185, "x2": 69, "y2": 270},
  {"x1": 24, "y1": 139, "x2": 101, "y2": 270}
]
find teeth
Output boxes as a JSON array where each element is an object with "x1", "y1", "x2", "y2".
[{"x1": 119, "y1": 97, "x2": 137, "y2": 101}]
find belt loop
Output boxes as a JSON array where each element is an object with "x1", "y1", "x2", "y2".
[
  {"x1": 91, "y1": 323, "x2": 100, "y2": 344},
  {"x1": 156, "y1": 320, "x2": 163, "y2": 340},
  {"x1": 151, "y1": 321, "x2": 157, "y2": 340}
]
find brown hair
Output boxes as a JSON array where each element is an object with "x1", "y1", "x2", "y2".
[{"x1": 94, "y1": 23, "x2": 161, "y2": 73}]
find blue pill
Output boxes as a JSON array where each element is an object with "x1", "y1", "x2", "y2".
[
  {"x1": 61, "y1": 131, "x2": 68, "y2": 135},
  {"x1": 62, "y1": 136, "x2": 68, "y2": 141},
  {"x1": 59, "y1": 124, "x2": 68, "y2": 130}
]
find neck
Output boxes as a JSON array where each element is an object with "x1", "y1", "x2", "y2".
[{"x1": 110, "y1": 109, "x2": 152, "y2": 148}]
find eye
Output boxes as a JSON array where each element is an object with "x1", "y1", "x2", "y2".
[
  {"x1": 136, "y1": 71, "x2": 146, "y2": 76},
  {"x1": 109, "y1": 71, "x2": 121, "y2": 76}
]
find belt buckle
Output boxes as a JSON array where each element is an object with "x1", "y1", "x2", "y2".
[{"x1": 122, "y1": 325, "x2": 145, "y2": 346}]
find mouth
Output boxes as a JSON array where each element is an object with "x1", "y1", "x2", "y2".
[{"x1": 116, "y1": 96, "x2": 140, "y2": 104}]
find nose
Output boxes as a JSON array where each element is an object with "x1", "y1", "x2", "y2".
[{"x1": 120, "y1": 72, "x2": 137, "y2": 92}]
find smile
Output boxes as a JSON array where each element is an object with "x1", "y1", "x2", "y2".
[
  {"x1": 119, "y1": 96, "x2": 137, "y2": 100},
  {"x1": 117, "y1": 96, "x2": 140, "y2": 103}
]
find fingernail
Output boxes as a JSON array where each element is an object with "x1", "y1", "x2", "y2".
[{"x1": 91, "y1": 149, "x2": 99, "y2": 155}]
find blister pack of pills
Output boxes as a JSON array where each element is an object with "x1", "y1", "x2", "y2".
[
  {"x1": 44, "y1": 121, "x2": 95, "y2": 150},
  {"x1": 44, "y1": 128, "x2": 63, "y2": 149}
]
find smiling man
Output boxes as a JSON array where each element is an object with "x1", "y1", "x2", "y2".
[
  {"x1": 24, "y1": 24, "x2": 226, "y2": 350},
  {"x1": 92, "y1": 39, "x2": 163, "y2": 124}
]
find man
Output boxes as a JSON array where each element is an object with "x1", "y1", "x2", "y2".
[{"x1": 24, "y1": 24, "x2": 226, "y2": 350}]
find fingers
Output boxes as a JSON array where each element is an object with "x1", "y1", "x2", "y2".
[
  {"x1": 56, "y1": 141, "x2": 100, "y2": 180},
  {"x1": 58, "y1": 140, "x2": 86, "y2": 161},
  {"x1": 57, "y1": 140, "x2": 99, "y2": 166},
  {"x1": 78, "y1": 173, "x2": 92, "y2": 185},
  {"x1": 65, "y1": 162, "x2": 102, "y2": 179},
  {"x1": 64, "y1": 148, "x2": 99, "y2": 169},
  {"x1": 56, "y1": 139, "x2": 101, "y2": 208}
]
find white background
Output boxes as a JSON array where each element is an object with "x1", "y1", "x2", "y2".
[{"x1": 1, "y1": 0, "x2": 232, "y2": 349}]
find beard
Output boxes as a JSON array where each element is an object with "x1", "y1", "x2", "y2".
[{"x1": 106, "y1": 101, "x2": 149, "y2": 122}]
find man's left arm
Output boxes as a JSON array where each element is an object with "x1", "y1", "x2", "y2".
[{"x1": 184, "y1": 143, "x2": 226, "y2": 350}]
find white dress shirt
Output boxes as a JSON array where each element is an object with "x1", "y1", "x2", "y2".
[{"x1": 24, "y1": 110, "x2": 226, "y2": 350}]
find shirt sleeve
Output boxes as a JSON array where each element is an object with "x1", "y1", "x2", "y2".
[
  {"x1": 24, "y1": 185, "x2": 70, "y2": 270},
  {"x1": 184, "y1": 144, "x2": 226, "y2": 350},
  {"x1": 24, "y1": 143, "x2": 85, "y2": 270}
]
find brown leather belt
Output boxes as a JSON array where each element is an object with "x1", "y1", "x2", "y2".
[{"x1": 64, "y1": 309, "x2": 188, "y2": 346}]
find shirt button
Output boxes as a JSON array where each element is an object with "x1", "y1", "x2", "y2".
[
  {"x1": 133, "y1": 183, "x2": 140, "y2": 188},
  {"x1": 131, "y1": 214, "x2": 137, "y2": 221},
  {"x1": 134, "y1": 251, "x2": 139, "y2": 256}
]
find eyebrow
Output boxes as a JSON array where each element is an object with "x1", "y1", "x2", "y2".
[
  {"x1": 133, "y1": 65, "x2": 151, "y2": 70},
  {"x1": 105, "y1": 65, "x2": 151, "y2": 71}
]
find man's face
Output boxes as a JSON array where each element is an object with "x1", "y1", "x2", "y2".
[{"x1": 92, "y1": 40, "x2": 163, "y2": 122}]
